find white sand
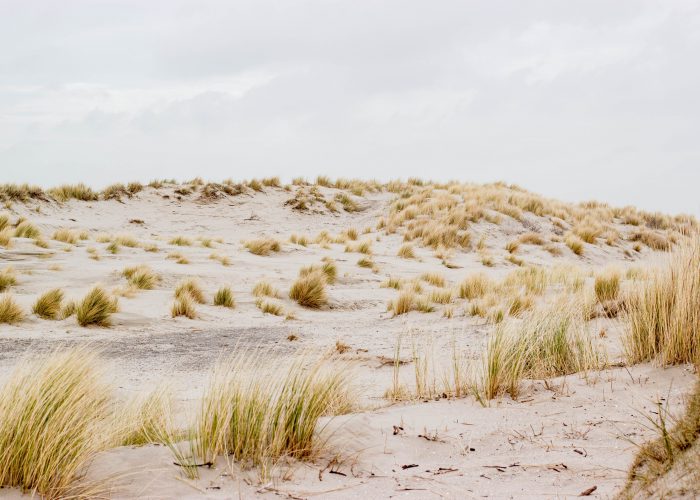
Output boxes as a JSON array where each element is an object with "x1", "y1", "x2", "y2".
[{"x1": 0, "y1": 184, "x2": 694, "y2": 498}]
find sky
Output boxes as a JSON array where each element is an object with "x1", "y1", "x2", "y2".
[{"x1": 1, "y1": 0, "x2": 699, "y2": 215}]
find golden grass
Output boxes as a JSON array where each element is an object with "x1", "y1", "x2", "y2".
[
  {"x1": 631, "y1": 230, "x2": 670, "y2": 251},
  {"x1": 0, "y1": 227, "x2": 12, "y2": 247},
  {"x1": 478, "y1": 302, "x2": 602, "y2": 400},
  {"x1": 169, "y1": 236, "x2": 192, "y2": 246},
  {"x1": 624, "y1": 237, "x2": 700, "y2": 366},
  {"x1": 76, "y1": 286, "x2": 117, "y2": 327},
  {"x1": 397, "y1": 243, "x2": 415, "y2": 259},
  {"x1": 594, "y1": 269, "x2": 621, "y2": 303},
  {"x1": 0, "y1": 348, "x2": 112, "y2": 498},
  {"x1": 14, "y1": 220, "x2": 40, "y2": 239},
  {"x1": 389, "y1": 290, "x2": 416, "y2": 316},
  {"x1": 518, "y1": 232, "x2": 544, "y2": 245},
  {"x1": 171, "y1": 294, "x2": 197, "y2": 319},
  {"x1": 505, "y1": 240, "x2": 519, "y2": 254},
  {"x1": 458, "y1": 273, "x2": 492, "y2": 299},
  {"x1": 48, "y1": 183, "x2": 98, "y2": 202},
  {"x1": 620, "y1": 381, "x2": 700, "y2": 498},
  {"x1": 289, "y1": 270, "x2": 328, "y2": 308},
  {"x1": 52, "y1": 228, "x2": 78, "y2": 244},
  {"x1": 0, "y1": 267, "x2": 17, "y2": 292},
  {"x1": 565, "y1": 234, "x2": 584, "y2": 255},
  {"x1": 252, "y1": 281, "x2": 280, "y2": 298},
  {"x1": 167, "y1": 251, "x2": 189, "y2": 264},
  {"x1": 32, "y1": 289, "x2": 64, "y2": 320},
  {"x1": 421, "y1": 272, "x2": 446, "y2": 287},
  {"x1": 122, "y1": 265, "x2": 160, "y2": 290},
  {"x1": 0, "y1": 294, "x2": 24, "y2": 324},
  {"x1": 192, "y1": 353, "x2": 353, "y2": 476},
  {"x1": 345, "y1": 239, "x2": 372, "y2": 254},
  {"x1": 119, "y1": 387, "x2": 172, "y2": 447},
  {"x1": 245, "y1": 238, "x2": 281, "y2": 256},
  {"x1": 175, "y1": 278, "x2": 206, "y2": 304},
  {"x1": 429, "y1": 288, "x2": 454, "y2": 304},
  {"x1": 255, "y1": 298, "x2": 284, "y2": 316},
  {"x1": 214, "y1": 286, "x2": 235, "y2": 308},
  {"x1": 300, "y1": 259, "x2": 337, "y2": 284}
]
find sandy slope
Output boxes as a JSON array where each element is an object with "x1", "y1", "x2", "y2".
[{"x1": 0, "y1": 183, "x2": 695, "y2": 498}]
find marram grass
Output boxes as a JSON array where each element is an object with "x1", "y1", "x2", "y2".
[{"x1": 0, "y1": 348, "x2": 113, "y2": 498}]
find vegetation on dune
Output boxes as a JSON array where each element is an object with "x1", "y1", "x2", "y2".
[
  {"x1": 289, "y1": 269, "x2": 328, "y2": 308},
  {"x1": 76, "y1": 286, "x2": 117, "y2": 327},
  {"x1": 245, "y1": 238, "x2": 281, "y2": 256},
  {"x1": 175, "y1": 279, "x2": 206, "y2": 304},
  {"x1": 0, "y1": 294, "x2": 24, "y2": 324},
  {"x1": 0, "y1": 348, "x2": 112, "y2": 498},
  {"x1": 624, "y1": 236, "x2": 700, "y2": 367},
  {"x1": 32, "y1": 288, "x2": 64, "y2": 319},
  {"x1": 214, "y1": 286, "x2": 235, "y2": 308}
]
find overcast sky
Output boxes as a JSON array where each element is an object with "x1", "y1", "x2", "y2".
[{"x1": 2, "y1": 1, "x2": 699, "y2": 214}]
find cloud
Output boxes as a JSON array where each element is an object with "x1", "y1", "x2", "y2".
[{"x1": 1, "y1": 0, "x2": 699, "y2": 215}]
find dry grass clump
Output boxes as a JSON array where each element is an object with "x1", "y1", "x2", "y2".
[
  {"x1": 119, "y1": 387, "x2": 172, "y2": 447},
  {"x1": 290, "y1": 270, "x2": 328, "y2": 308},
  {"x1": 397, "y1": 243, "x2": 415, "y2": 259},
  {"x1": 192, "y1": 353, "x2": 354, "y2": 475},
  {"x1": 594, "y1": 269, "x2": 621, "y2": 303},
  {"x1": 504, "y1": 266, "x2": 548, "y2": 294},
  {"x1": 76, "y1": 286, "x2": 117, "y2": 327},
  {"x1": 171, "y1": 294, "x2": 197, "y2": 319},
  {"x1": 0, "y1": 183, "x2": 45, "y2": 202},
  {"x1": 0, "y1": 294, "x2": 24, "y2": 324},
  {"x1": 252, "y1": 281, "x2": 280, "y2": 298},
  {"x1": 357, "y1": 257, "x2": 375, "y2": 269},
  {"x1": 14, "y1": 220, "x2": 40, "y2": 239},
  {"x1": 505, "y1": 240, "x2": 519, "y2": 254},
  {"x1": 0, "y1": 227, "x2": 12, "y2": 248},
  {"x1": 620, "y1": 381, "x2": 700, "y2": 498},
  {"x1": 421, "y1": 272, "x2": 446, "y2": 287},
  {"x1": 48, "y1": 183, "x2": 98, "y2": 202},
  {"x1": 175, "y1": 279, "x2": 206, "y2": 304},
  {"x1": 518, "y1": 232, "x2": 544, "y2": 245},
  {"x1": 52, "y1": 228, "x2": 78, "y2": 244},
  {"x1": 214, "y1": 286, "x2": 235, "y2": 308},
  {"x1": 113, "y1": 234, "x2": 139, "y2": 248},
  {"x1": 565, "y1": 234, "x2": 584, "y2": 255},
  {"x1": 167, "y1": 251, "x2": 190, "y2": 264},
  {"x1": 169, "y1": 236, "x2": 192, "y2": 247},
  {"x1": 345, "y1": 239, "x2": 372, "y2": 254},
  {"x1": 389, "y1": 290, "x2": 416, "y2": 316},
  {"x1": 630, "y1": 230, "x2": 670, "y2": 251},
  {"x1": 208, "y1": 253, "x2": 232, "y2": 266},
  {"x1": 0, "y1": 267, "x2": 17, "y2": 292},
  {"x1": 255, "y1": 298, "x2": 284, "y2": 316},
  {"x1": 0, "y1": 348, "x2": 112, "y2": 498},
  {"x1": 478, "y1": 303, "x2": 602, "y2": 400},
  {"x1": 624, "y1": 237, "x2": 700, "y2": 366},
  {"x1": 289, "y1": 233, "x2": 310, "y2": 246},
  {"x1": 573, "y1": 223, "x2": 602, "y2": 244},
  {"x1": 429, "y1": 288, "x2": 454, "y2": 304},
  {"x1": 458, "y1": 273, "x2": 492, "y2": 299},
  {"x1": 32, "y1": 289, "x2": 64, "y2": 319},
  {"x1": 122, "y1": 265, "x2": 160, "y2": 290},
  {"x1": 245, "y1": 238, "x2": 281, "y2": 256},
  {"x1": 300, "y1": 259, "x2": 337, "y2": 284}
]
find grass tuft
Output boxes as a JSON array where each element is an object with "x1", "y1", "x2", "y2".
[
  {"x1": 175, "y1": 279, "x2": 206, "y2": 304},
  {"x1": 122, "y1": 265, "x2": 160, "y2": 290},
  {"x1": 32, "y1": 289, "x2": 64, "y2": 319},
  {"x1": 289, "y1": 270, "x2": 328, "y2": 308},
  {"x1": 245, "y1": 238, "x2": 281, "y2": 256},
  {"x1": 214, "y1": 286, "x2": 235, "y2": 308},
  {"x1": 76, "y1": 286, "x2": 116, "y2": 327},
  {"x1": 0, "y1": 348, "x2": 112, "y2": 498},
  {"x1": 0, "y1": 294, "x2": 24, "y2": 324}
]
